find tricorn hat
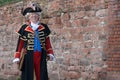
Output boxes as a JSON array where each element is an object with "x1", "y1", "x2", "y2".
[{"x1": 21, "y1": 3, "x2": 42, "y2": 16}]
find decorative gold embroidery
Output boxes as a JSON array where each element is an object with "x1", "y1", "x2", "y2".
[
  {"x1": 27, "y1": 45, "x2": 34, "y2": 50},
  {"x1": 39, "y1": 31, "x2": 45, "y2": 36},
  {"x1": 20, "y1": 37, "x2": 27, "y2": 41},
  {"x1": 28, "y1": 40, "x2": 34, "y2": 44},
  {"x1": 28, "y1": 33, "x2": 34, "y2": 38},
  {"x1": 39, "y1": 31, "x2": 44, "y2": 34},
  {"x1": 39, "y1": 34, "x2": 44, "y2": 37},
  {"x1": 23, "y1": 36, "x2": 27, "y2": 38},
  {"x1": 40, "y1": 38, "x2": 45, "y2": 43}
]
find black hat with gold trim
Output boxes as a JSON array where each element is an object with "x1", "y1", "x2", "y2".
[{"x1": 21, "y1": 3, "x2": 42, "y2": 16}]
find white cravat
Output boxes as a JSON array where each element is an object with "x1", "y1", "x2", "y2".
[{"x1": 31, "y1": 21, "x2": 40, "y2": 31}]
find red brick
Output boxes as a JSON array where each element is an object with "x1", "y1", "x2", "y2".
[
  {"x1": 62, "y1": 21, "x2": 72, "y2": 27},
  {"x1": 48, "y1": 0, "x2": 61, "y2": 11},
  {"x1": 68, "y1": 66, "x2": 81, "y2": 72},
  {"x1": 72, "y1": 19, "x2": 82, "y2": 27},
  {"x1": 60, "y1": 70, "x2": 69, "y2": 78},
  {"x1": 81, "y1": 19, "x2": 89, "y2": 27},
  {"x1": 55, "y1": 17, "x2": 62, "y2": 24},
  {"x1": 74, "y1": 0, "x2": 81, "y2": 7},
  {"x1": 86, "y1": 11, "x2": 95, "y2": 17},
  {"x1": 68, "y1": 71, "x2": 80, "y2": 79},
  {"x1": 69, "y1": 28, "x2": 82, "y2": 40},
  {"x1": 48, "y1": 18, "x2": 56, "y2": 25},
  {"x1": 75, "y1": 11, "x2": 86, "y2": 19},
  {"x1": 61, "y1": 13, "x2": 70, "y2": 21}
]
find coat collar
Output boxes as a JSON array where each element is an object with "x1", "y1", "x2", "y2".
[{"x1": 25, "y1": 24, "x2": 45, "y2": 33}]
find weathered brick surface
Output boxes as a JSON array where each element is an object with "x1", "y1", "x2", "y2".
[
  {"x1": 106, "y1": 0, "x2": 120, "y2": 80},
  {"x1": 0, "y1": 0, "x2": 119, "y2": 80}
]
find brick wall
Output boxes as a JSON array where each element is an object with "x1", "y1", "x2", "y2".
[
  {"x1": 0, "y1": 1, "x2": 24, "y2": 80},
  {"x1": 46, "y1": 0, "x2": 108, "y2": 80},
  {"x1": 106, "y1": 0, "x2": 120, "y2": 80},
  {"x1": 0, "y1": 0, "x2": 119, "y2": 80}
]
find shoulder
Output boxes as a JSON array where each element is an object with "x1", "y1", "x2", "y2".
[
  {"x1": 40, "y1": 23, "x2": 51, "y2": 36},
  {"x1": 40, "y1": 23, "x2": 48, "y2": 28},
  {"x1": 16, "y1": 24, "x2": 28, "y2": 35},
  {"x1": 40, "y1": 23, "x2": 50, "y2": 30},
  {"x1": 21, "y1": 24, "x2": 28, "y2": 29}
]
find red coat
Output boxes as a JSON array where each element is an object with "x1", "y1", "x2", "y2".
[
  {"x1": 14, "y1": 23, "x2": 54, "y2": 80},
  {"x1": 14, "y1": 24, "x2": 54, "y2": 58}
]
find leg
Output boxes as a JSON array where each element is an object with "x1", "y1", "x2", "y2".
[{"x1": 34, "y1": 51, "x2": 41, "y2": 80}]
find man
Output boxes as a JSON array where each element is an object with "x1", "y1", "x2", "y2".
[{"x1": 13, "y1": 3, "x2": 55, "y2": 80}]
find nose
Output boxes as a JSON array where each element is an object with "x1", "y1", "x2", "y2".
[{"x1": 32, "y1": 14, "x2": 37, "y2": 17}]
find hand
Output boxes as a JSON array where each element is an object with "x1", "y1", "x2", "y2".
[
  {"x1": 13, "y1": 58, "x2": 20, "y2": 64},
  {"x1": 47, "y1": 54, "x2": 55, "y2": 61}
]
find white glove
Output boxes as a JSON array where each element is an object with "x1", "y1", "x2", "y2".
[
  {"x1": 48, "y1": 54, "x2": 55, "y2": 61},
  {"x1": 13, "y1": 58, "x2": 20, "y2": 63}
]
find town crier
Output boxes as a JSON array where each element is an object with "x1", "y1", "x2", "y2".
[{"x1": 13, "y1": 2, "x2": 55, "y2": 80}]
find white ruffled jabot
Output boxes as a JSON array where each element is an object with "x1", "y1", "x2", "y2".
[{"x1": 31, "y1": 21, "x2": 40, "y2": 31}]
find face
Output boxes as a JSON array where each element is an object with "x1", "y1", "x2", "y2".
[{"x1": 29, "y1": 13, "x2": 40, "y2": 23}]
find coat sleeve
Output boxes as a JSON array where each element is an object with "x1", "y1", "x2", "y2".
[
  {"x1": 42, "y1": 23, "x2": 54, "y2": 55},
  {"x1": 14, "y1": 24, "x2": 27, "y2": 58},
  {"x1": 45, "y1": 36, "x2": 54, "y2": 55},
  {"x1": 14, "y1": 36, "x2": 24, "y2": 58}
]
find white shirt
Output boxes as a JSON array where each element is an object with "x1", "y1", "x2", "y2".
[{"x1": 31, "y1": 21, "x2": 40, "y2": 31}]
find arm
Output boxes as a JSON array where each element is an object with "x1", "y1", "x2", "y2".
[
  {"x1": 41, "y1": 23, "x2": 55, "y2": 61},
  {"x1": 13, "y1": 36, "x2": 24, "y2": 63},
  {"x1": 45, "y1": 36, "x2": 55, "y2": 61}
]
